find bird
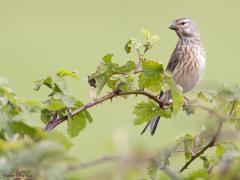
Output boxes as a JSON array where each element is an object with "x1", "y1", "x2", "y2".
[{"x1": 141, "y1": 17, "x2": 206, "y2": 135}]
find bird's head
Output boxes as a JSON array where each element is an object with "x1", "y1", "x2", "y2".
[{"x1": 169, "y1": 17, "x2": 200, "y2": 39}]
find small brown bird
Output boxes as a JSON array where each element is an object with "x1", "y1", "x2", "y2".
[{"x1": 141, "y1": 17, "x2": 206, "y2": 135}]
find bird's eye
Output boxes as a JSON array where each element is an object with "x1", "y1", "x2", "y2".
[{"x1": 181, "y1": 22, "x2": 186, "y2": 25}]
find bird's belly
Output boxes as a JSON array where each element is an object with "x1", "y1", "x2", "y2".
[
  {"x1": 174, "y1": 71, "x2": 200, "y2": 92},
  {"x1": 173, "y1": 57, "x2": 205, "y2": 93}
]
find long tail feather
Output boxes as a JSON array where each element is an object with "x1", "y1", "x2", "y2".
[
  {"x1": 141, "y1": 121, "x2": 151, "y2": 135},
  {"x1": 150, "y1": 116, "x2": 160, "y2": 135},
  {"x1": 141, "y1": 116, "x2": 160, "y2": 135}
]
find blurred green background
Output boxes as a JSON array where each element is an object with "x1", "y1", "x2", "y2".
[{"x1": 0, "y1": 0, "x2": 239, "y2": 173}]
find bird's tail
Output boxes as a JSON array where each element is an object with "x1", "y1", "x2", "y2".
[{"x1": 141, "y1": 116, "x2": 160, "y2": 135}]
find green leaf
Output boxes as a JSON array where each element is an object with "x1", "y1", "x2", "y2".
[
  {"x1": 72, "y1": 100, "x2": 93, "y2": 123},
  {"x1": 216, "y1": 144, "x2": 225, "y2": 157},
  {"x1": 102, "y1": 53, "x2": 114, "y2": 64},
  {"x1": 182, "y1": 133, "x2": 194, "y2": 161},
  {"x1": 114, "y1": 61, "x2": 136, "y2": 73},
  {"x1": 134, "y1": 101, "x2": 172, "y2": 125},
  {"x1": 124, "y1": 40, "x2": 132, "y2": 54},
  {"x1": 107, "y1": 75, "x2": 134, "y2": 91},
  {"x1": 83, "y1": 110, "x2": 93, "y2": 123},
  {"x1": 200, "y1": 156, "x2": 210, "y2": 169},
  {"x1": 0, "y1": 85, "x2": 17, "y2": 106},
  {"x1": 95, "y1": 73, "x2": 110, "y2": 94},
  {"x1": 138, "y1": 60, "x2": 164, "y2": 92},
  {"x1": 134, "y1": 101, "x2": 157, "y2": 125},
  {"x1": 9, "y1": 121, "x2": 37, "y2": 138},
  {"x1": 67, "y1": 113, "x2": 86, "y2": 138},
  {"x1": 183, "y1": 169, "x2": 208, "y2": 180},
  {"x1": 41, "y1": 109, "x2": 51, "y2": 124},
  {"x1": 45, "y1": 99, "x2": 66, "y2": 111},
  {"x1": 89, "y1": 54, "x2": 136, "y2": 94},
  {"x1": 142, "y1": 60, "x2": 163, "y2": 76},
  {"x1": 56, "y1": 68, "x2": 79, "y2": 79},
  {"x1": 34, "y1": 80, "x2": 43, "y2": 91},
  {"x1": 34, "y1": 76, "x2": 53, "y2": 91}
]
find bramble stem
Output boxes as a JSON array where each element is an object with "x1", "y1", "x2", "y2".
[{"x1": 44, "y1": 89, "x2": 163, "y2": 131}]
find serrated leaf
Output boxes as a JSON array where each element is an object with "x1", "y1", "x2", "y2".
[
  {"x1": 138, "y1": 60, "x2": 164, "y2": 92},
  {"x1": 45, "y1": 99, "x2": 66, "y2": 111},
  {"x1": 134, "y1": 101, "x2": 172, "y2": 125},
  {"x1": 67, "y1": 113, "x2": 86, "y2": 138},
  {"x1": 108, "y1": 75, "x2": 134, "y2": 91},
  {"x1": 115, "y1": 61, "x2": 136, "y2": 73},
  {"x1": 56, "y1": 68, "x2": 79, "y2": 79},
  {"x1": 142, "y1": 60, "x2": 163, "y2": 76},
  {"x1": 138, "y1": 74, "x2": 163, "y2": 92}
]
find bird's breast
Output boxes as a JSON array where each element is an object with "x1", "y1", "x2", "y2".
[{"x1": 172, "y1": 41, "x2": 206, "y2": 93}]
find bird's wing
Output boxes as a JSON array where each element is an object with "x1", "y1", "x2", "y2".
[{"x1": 166, "y1": 45, "x2": 180, "y2": 73}]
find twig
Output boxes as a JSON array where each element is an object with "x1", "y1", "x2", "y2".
[
  {"x1": 67, "y1": 155, "x2": 120, "y2": 171},
  {"x1": 179, "y1": 121, "x2": 223, "y2": 173},
  {"x1": 44, "y1": 90, "x2": 163, "y2": 131},
  {"x1": 135, "y1": 48, "x2": 143, "y2": 73},
  {"x1": 179, "y1": 101, "x2": 236, "y2": 173},
  {"x1": 67, "y1": 154, "x2": 152, "y2": 173}
]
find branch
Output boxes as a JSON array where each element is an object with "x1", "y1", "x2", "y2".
[
  {"x1": 67, "y1": 154, "x2": 152, "y2": 173},
  {"x1": 179, "y1": 101, "x2": 236, "y2": 173},
  {"x1": 44, "y1": 90, "x2": 163, "y2": 131},
  {"x1": 67, "y1": 155, "x2": 120, "y2": 171},
  {"x1": 179, "y1": 121, "x2": 223, "y2": 173}
]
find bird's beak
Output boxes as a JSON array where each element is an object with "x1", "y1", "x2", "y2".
[{"x1": 169, "y1": 24, "x2": 178, "y2": 30}]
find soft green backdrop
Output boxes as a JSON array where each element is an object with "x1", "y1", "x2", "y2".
[{"x1": 0, "y1": 0, "x2": 239, "y2": 172}]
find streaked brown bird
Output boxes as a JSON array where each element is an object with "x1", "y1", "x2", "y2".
[{"x1": 141, "y1": 17, "x2": 206, "y2": 135}]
